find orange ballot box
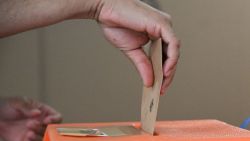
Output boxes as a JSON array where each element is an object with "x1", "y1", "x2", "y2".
[{"x1": 43, "y1": 120, "x2": 250, "y2": 141}]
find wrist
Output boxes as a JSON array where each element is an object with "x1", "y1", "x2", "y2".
[{"x1": 69, "y1": 0, "x2": 104, "y2": 20}]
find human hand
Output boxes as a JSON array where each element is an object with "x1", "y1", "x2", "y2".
[
  {"x1": 0, "y1": 97, "x2": 62, "y2": 141},
  {"x1": 97, "y1": 0, "x2": 180, "y2": 94},
  {"x1": 0, "y1": 0, "x2": 179, "y2": 94}
]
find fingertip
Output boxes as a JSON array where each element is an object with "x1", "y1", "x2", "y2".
[
  {"x1": 143, "y1": 75, "x2": 153, "y2": 87},
  {"x1": 25, "y1": 131, "x2": 36, "y2": 141},
  {"x1": 160, "y1": 89, "x2": 164, "y2": 95},
  {"x1": 43, "y1": 115, "x2": 63, "y2": 125},
  {"x1": 55, "y1": 115, "x2": 63, "y2": 123},
  {"x1": 138, "y1": 55, "x2": 154, "y2": 87},
  {"x1": 26, "y1": 120, "x2": 40, "y2": 130},
  {"x1": 135, "y1": 55, "x2": 153, "y2": 88},
  {"x1": 160, "y1": 85, "x2": 165, "y2": 95},
  {"x1": 161, "y1": 68, "x2": 176, "y2": 95},
  {"x1": 160, "y1": 90, "x2": 165, "y2": 95},
  {"x1": 160, "y1": 79, "x2": 168, "y2": 95},
  {"x1": 30, "y1": 109, "x2": 42, "y2": 117},
  {"x1": 163, "y1": 59, "x2": 178, "y2": 76},
  {"x1": 43, "y1": 117, "x2": 51, "y2": 125},
  {"x1": 160, "y1": 86, "x2": 168, "y2": 95},
  {"x1": 124, "y1": 49, "x2": 154, "y2": 88}
]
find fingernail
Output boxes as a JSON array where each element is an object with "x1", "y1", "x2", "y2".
[
  {"x1": 30, "y1": 109, "x2": 41, "y2": 117},
  {"x1": 160, "y1": 88, "x2": 166, "y2": 95},
  {"x1": 26, "y1": 131, "x2": 37, "y2": 140},
  {"x1": 43, "y1": 117, "x2": 51, "y2": 125},
  {"x1": 26, "y1": 120, "x2": 40, "y2": 129}
]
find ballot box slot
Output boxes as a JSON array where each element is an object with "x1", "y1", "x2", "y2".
[{"x1": 153, "y1": 131, "x2": 159, "y2": 136}]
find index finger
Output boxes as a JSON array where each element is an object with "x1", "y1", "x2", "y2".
[{"x1": 39, "y1": 104, "x2": 62, "y2": 124}]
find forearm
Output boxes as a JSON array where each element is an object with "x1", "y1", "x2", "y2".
[{"x1": 0, "y1": 0, "x2": 102, "y2": 37}]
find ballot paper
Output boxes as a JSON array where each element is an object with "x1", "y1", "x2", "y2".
[
  {"x1": 141, "y1": 39, "x2": 163, "y2": 135},
  {"x1": 57, "y1": 126, "x2": 142, "y2": 137},
  {"x1": 56, "y1": 39, "x2": 163, "y2": 137}
]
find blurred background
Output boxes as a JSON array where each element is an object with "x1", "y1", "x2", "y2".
[{"x1": 0, "y1": 0, "x2": 250, "y2": 127}]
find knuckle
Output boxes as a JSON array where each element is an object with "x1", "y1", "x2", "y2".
[
  {"x1": 165, "y1": 14, "x2": 172, "y2": 21},
  {"x1": 171, "y1": 37, "x2": 181, "y2": 49},
  {"x1": 175, "y1": 38, "x2": 181, "y2": 49},
  {"x1": 161, "y1": 13, "x2": 172, "y2": 25},
  {"x1": 171, "y1": 38, "x2": 181, "y2": 59}
]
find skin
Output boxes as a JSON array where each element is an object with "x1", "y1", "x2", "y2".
[
  {"x1": 0, "y1": 0, "x2": 180, "y2": 140},
  {"x1": 0, "y1": 0, "x2": 180, "y2": 93},
  {"x1": 0, "y1": 97, "x2": 62, "y2": 141}
]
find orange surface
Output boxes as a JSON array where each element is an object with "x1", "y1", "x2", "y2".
[{"x1": 43, "y1": 120, "x2": 250, "y2": 141}]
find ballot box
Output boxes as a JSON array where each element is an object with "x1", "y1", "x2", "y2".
[{"x1": 43, "y1": 119, "x2": 250, "y2": 141}]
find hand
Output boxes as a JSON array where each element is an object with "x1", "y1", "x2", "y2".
[
  {"x1": 0, "y1": 97, "x2": 62, "y2": 141},
  {"x1": 0, "y1": 0, "x2": 179, "y2": 94},
  {"x1": 97, "y1": 0, "x2": 180, "y2": 94}
]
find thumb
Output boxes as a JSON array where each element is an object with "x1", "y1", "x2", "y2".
[{"x1": 123, "y1": 48, "x2": 153, "y2": 87}]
